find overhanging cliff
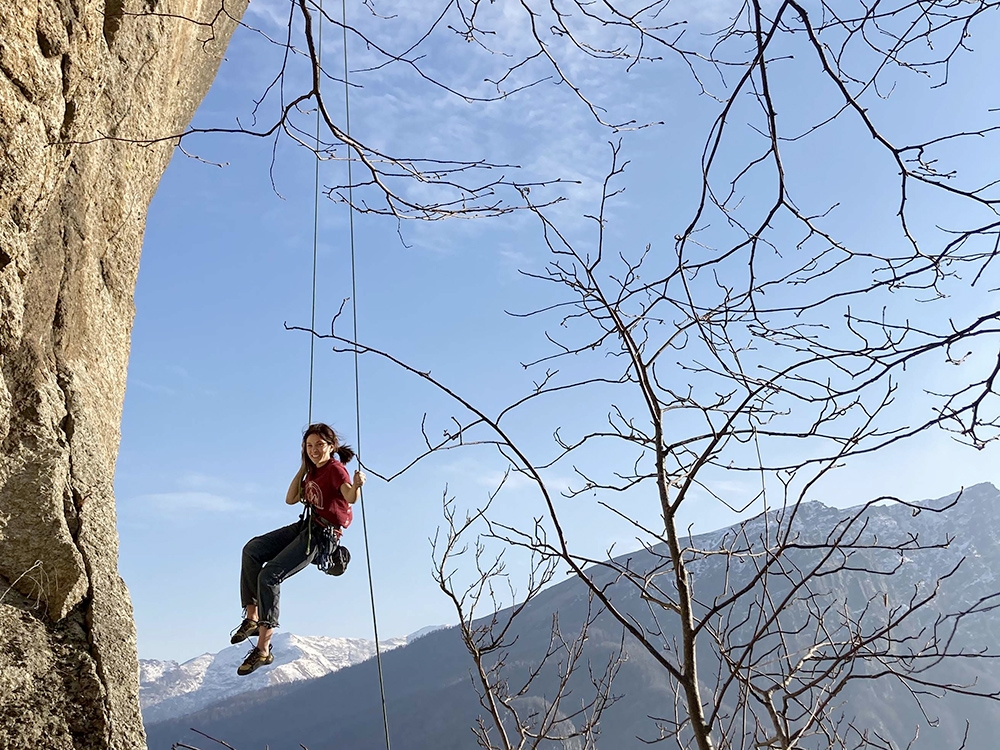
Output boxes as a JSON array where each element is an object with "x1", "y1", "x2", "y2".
[{"x1": 0, "y1": 2, "x2": 246, "y2": 747}]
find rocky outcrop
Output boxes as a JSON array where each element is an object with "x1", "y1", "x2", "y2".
[{"x1": 0, "y1": 1, "x2": 246, "y2": 747}]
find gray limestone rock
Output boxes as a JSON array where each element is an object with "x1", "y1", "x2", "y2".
[{"x1": 0, "y1": 1, "x2": 247, "y2": 747}]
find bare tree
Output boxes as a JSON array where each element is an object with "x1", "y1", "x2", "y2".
[
  {"x1": 291, "y1": 1, "x2": 1000, "y2": 745},
  {"x1": 432, "y1": 487, "x2": 625, "y2": 749},
  {"x1": 148, "y1": 0, "x2": 1000, "y2": 747},
  {"x1": 318, "y1": 148, "x2": 1000, "y2": 747}
]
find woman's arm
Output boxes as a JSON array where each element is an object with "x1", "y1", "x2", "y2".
[
  {"x1": 340, "y1": 469, "x2": 366, "y2": 505},
  {"x1": 285, "y1": 463, "x2": 309, "y2": 505}
]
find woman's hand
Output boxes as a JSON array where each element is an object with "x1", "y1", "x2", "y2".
[
  {"x1": 286, "y1": 462, "x2": 309, "y2": 505},
  {"x1": 341, "y1": 469, "x2": 366, "y2": 504}
]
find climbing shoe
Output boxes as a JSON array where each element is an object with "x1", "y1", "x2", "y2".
[
  {"x1": 237, "y1": 645, "x2": 274, "y2": 676},
  {"x1": 230, "y1": 618, "x2": 260, "y2": 645}
]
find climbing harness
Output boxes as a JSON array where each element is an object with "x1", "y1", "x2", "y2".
[
  {"x1": 298, "y1": 502, "x2": 349, "y2": 576},
  {"x1": 304, "y1": 1, "x2": 392, "y2": 747}
]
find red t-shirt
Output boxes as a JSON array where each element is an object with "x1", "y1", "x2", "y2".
[{"x1": 304, "y1": 460, "x2": 353, "y2": 529}]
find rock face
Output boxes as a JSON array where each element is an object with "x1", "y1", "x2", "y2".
[{"x1": 0, "y1": 2, "x2": 246, "y2": 748}]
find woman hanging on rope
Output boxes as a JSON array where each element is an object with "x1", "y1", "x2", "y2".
[{"x1": 230, "y1": 422, "x2": 365, "y2": 675}]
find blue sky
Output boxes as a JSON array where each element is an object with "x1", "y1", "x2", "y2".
[{"x1": 115, "y1": 0, "x2": 1000, "y2": 662}]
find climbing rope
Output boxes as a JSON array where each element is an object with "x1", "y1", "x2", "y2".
[
  {"x1": 307, "y1": 2, "x2": 322, "y2": 425},
  {"x1": 306, "y1": 1, "x2": 392, "y2": 747},
  {"x1": 341, "y1": 1, "x2": 393, "y2": 747}
]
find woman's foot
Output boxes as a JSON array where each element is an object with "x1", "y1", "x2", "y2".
[
  {"x1": 230, "y1": 618, "x2": 260, "y2": 644},
  {"x1": 237, "y1": 644, "x2": 274, "y2": 675}
]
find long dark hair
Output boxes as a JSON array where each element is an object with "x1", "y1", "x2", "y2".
[{"x1": 302, "y1": 423, "x2": 355, "y2": 469}]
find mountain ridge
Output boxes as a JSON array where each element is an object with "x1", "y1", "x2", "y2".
[
  {"x1": 140, "y1": 627, "x2": 444, "y2": 725},
  {"x1": 146, "y1": 484, "x2": 1000, "y2": 749}
]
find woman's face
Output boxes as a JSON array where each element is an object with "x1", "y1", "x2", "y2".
[{"x1": 305, "y1": 434, "x2": 334, "y2": 468}]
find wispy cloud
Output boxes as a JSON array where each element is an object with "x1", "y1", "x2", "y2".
[
  {"x1": 133, "y1": 491, "x2": 241, "y2": 516},
  {"x1": 218, "y1": 0, "x2": 803, "y2": 277},
  {"x1": 131, "y1": 379, "x2": 177, "y2": 396},
  {"x1": 223, "y1": 0, "x2": 675, "y2": 251},
  {"x1": 244, "y1": 0, "x2": 292, "y2": 30},
  {"x1": 441, "y1": 456, "x2": 579, "y2": 500},
  {"x1": 176, "y1": 472, "x2": 266, "y2": 497},
  {"x1": 128, "y1": 363, "x2": 196, "y2": 398}
]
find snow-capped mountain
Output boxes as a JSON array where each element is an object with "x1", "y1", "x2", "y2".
[
  {"x1": 146, "y1": 484, "x2": 1000, "y2": 750},
  {"x1": 140, "y1": 629, "x2": 441, "y2": 724}
]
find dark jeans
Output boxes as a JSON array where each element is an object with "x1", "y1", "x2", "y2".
[{"x1": 240, "y1": 521, "x2": 317, "y2": 628}]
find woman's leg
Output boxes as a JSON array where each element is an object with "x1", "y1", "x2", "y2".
[
  {"x1": 256, "y1": 623, "x2": 274, "y2": 654},
  {"x1": 255, "y1": 524, "x2": 317, "y2": 642},
  {"x1": 237, "y1": 524, "x2": 317, "y2": 674},
  {"x1": 239, "y1": 523, "x2": 302, "y2": 612}
]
